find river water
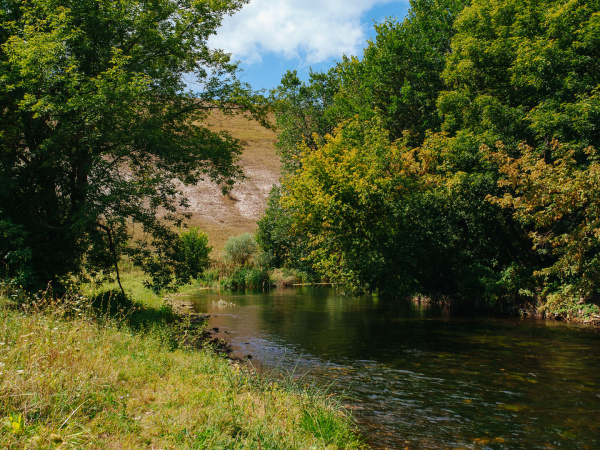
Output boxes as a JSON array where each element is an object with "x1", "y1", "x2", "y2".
[{"x1": 184, "y1": 287, "x2": 600, "y2": 449}]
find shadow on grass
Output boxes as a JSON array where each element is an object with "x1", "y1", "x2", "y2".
[{"x1": 88, "y1": 289, "x2": 213, "y2": 350}]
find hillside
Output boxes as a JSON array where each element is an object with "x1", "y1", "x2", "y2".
[{"x1": 182, "y1": 111, "x2": 280, "y2": 253}]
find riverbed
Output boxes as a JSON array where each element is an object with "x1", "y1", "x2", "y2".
[{"x1": 183, "y1": 287, "x2": 600, "y2": 449}]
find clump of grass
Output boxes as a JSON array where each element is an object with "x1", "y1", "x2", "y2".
[
  {"x1": 0, "y1": 288, "x2": 364, "y2": 449},
  {"x1": 220, "y1": 266, "x2": 272, "y2": 290},
  {"x1": 199, "y1": 263, "x2": 273, "y2": 290}
]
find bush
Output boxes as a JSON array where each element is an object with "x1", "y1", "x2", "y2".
[
  {"x1": 220, "y1": 267, "x2": 272, "y2": 290},
  {"x1": 135, "y1": 227, "x2": 212, "y2": 294},
  {"x1": 178, "y1": 227, "x2": 212, "y2": 281},
  {"x1": 270, "y1": 268, "x2": 309, "y2": 286},
  {"x1": 222, "y1": 233, "x2": 258, "y2": 267}
]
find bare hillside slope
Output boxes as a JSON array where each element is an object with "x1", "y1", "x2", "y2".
[{"x1": 183, "y1": 111, "x2": 280, "y2": 253}]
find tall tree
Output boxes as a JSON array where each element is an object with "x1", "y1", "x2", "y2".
[
  {"x1": 269, "y1": 69, "x2": 340, "y2": 174},
  {"x1": 334, "y1": 0, "x2": 469, "y2": 145},
  {"x1": 0, "y1": 0, "x2": 267, "y2": 290},
  {"x1": 439, "y1": 0, "x2": 600, "y2": 151}
]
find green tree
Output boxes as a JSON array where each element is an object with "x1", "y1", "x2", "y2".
[
  {"x1": 438, "y1": 0, "x2": 600, "y2": 311},
  {"x1": 222, "y1": 233, "x2": 258, "y2": 267},
  {"x1": 0, "y1": 0, "x2": 266, "y2": 291},
  {"x1": 270, "y1": 69, "x2": 340, "y2": 174},
  {"x1": 439, "y1": 0, "x2": 600, "y2": 151},
  {"x1": 333, "y1": 0, "x2": 469, "y2": 145},
  {"x1": 260, "y1": 0, "x2": 470, "y2": 281}
]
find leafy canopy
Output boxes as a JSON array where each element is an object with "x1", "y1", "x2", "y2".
[
  {"x1": 262, "y1": 0, "x2": 600, "y2": 316},
  {"x1": 0, "y1": 0, "x2": 267, "y2": 291}
]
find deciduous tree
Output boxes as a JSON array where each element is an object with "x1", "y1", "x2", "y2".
[{"x1": 0, "y1": 0, "x2": 266, "y2": 291}]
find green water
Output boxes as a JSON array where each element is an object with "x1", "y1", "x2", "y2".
[{"x1": 185, "y1": 287, "x2": 600, "y2": 449}]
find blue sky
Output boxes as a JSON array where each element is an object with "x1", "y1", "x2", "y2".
[{"x1": 208, "y1": 0, "x2": 410, "y2": 92}]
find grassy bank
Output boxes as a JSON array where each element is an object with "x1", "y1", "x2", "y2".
[{"x1": 0, "y1": 282, "x2": 364, "y2": 449}]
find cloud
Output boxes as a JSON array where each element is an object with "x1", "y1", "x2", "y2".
[{"x1": 209, "y1": 0, "x2": 402, "y2": 64}]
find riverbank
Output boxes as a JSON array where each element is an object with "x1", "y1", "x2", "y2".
[
  {"x1": 407, "y1": 294, "x2": 600, "y2": 326},
  {"x1": 0, "y1": 280, "x2": 364, "y2": 449},
  {"x1": 179, "y1": 286, "x2": 600, "y2": 449}
]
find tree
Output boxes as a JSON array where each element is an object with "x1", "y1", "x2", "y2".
[
  {"x1": 439, "y1": 0, "x2": 600, "y2": 312},
  {"x1": 488, "y1": 141, "x2": 600, "y2": 314},
  {"x1": 222, "y1": 233, "x2": 258, "y2": 267},
  {"x1": 333, "y1": 0, "x2": 469, "y2": 145},
  {"x1": 280, "y1": 117, "x2": 422, "y2": 295},
  {"x1": 439, "y1": 0, "x2": 600, "y2": 152},
  {"x1": 269, "y1": 69, "x2": 340, "y2": 174},
  {"x1": 0, "y1": 0, "x2": 267, "y2": 291},
  {"x1": 260, "y1": 0, "x2": 471, "y2": 281}
]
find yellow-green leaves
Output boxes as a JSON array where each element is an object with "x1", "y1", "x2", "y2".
[
  {"x1": 280, "y1": 118, "x2": 415, "y2": 292},
  {"x1": 487, "y1": 141, "x2": 600, "y2": 305},
  {"x1": 3, "y1": 413, "x2": 26, "y2": 435}
]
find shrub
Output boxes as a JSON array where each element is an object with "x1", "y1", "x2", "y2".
[
  {"x1": 220, "y1": 267, "x2": 272, "y2": 290},
  {"x1": 222, "y1": 233, "x2": 258, "y2": 267},
  {"x1": 178, "y1": 227, "x2": 212, "y2": 281},
  {"x1": 270, "y1": 268, "x2": 308, "y2": 286},
  {"x1": 135, "y1": 227, "x2": 212, "y2": 294}
]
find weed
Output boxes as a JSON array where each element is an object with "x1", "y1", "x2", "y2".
[{"x1": 3, "y1": 413, "x2": 27, "y2": 435}]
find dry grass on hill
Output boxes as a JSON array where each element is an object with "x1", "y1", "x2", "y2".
[{"x1": 180, "y1": 111, "x2": 280, "y2": 254}]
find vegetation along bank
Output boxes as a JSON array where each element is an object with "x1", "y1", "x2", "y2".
[{"x1": 258, "y1": 0, "x2": 600, "y2": 323}]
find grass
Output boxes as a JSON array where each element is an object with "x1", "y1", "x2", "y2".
[{"x1": 0, "y1": 276, "x2": 364, "y2": 449}]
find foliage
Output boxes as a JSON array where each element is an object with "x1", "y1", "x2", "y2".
[
  {"x1": 219, "y1": 266, "x2": 272, "y2": 290},
  {"x1": 3, "y1": 413, "x2": 27, "y2": 436},
  {"x1": 281, "y1": 118, "x2": 418, "y2": 294},
  {"x1": 270, "y1": 69, "x2": 340, "y2": 174},
  {"x1": 0, "y1": 0, "x2": 267, "y2": 292},
  {"x1": 256, "y1": 186, "x2": 314, "y2": 273},
  {"x1": 439, "y1": 0, "x2": 600, "y2": 151},
  {"x1": 280, "y1": 118, "x2": 530, "y2": 301},
  {"x1": 222, "y1": 232, "x2": 259, "y2": 267},
  {"x1": 130, "y1": 227, "x2": 211, "y2": 294},
  {"x1": 439, "y1": 0, "x2": 600, "y2": 312},
  {"x1": 333, "y1": 0, "x2": 469, "y2": 145},
  {"x1": 270, "y1": 268, "x2": 310, "y2": 287},
  {"x1": 488, "y1": 141, "x2": 600, "y2": 307},
  {"x1": 269, "y1": 0, "x2": 468, "y2": 174},
  {"x1": 177, "y1": 227, "x2": 212, "y2": 282},
  {"x1": 261, "y1": 0, "x2": 600, "y2": 318}
]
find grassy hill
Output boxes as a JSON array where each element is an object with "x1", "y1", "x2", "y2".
[{"x1": 181, "y1": 111, "x2": 280, "y2": 254}]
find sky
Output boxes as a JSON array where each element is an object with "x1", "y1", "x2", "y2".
[{"x1": 208, "y1": 0, "x2": 410, "y2": 92}]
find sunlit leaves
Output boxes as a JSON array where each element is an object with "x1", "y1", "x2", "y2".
[
  {"x1": 281, "y1": 118, "x2": 418, "y2": 293},
  {"x1": 487, "y1": 141, "x2": 600, "y2": 302},
  {"x1": 0, "y1": 0, "x2": 263, "y2": 290}
]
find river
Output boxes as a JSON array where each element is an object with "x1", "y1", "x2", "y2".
[{"x1": 183, "y1": 287, "x2": 600, "y2": 449}]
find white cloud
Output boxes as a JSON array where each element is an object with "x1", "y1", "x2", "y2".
[{"x1": 209, "y1": 0, "x2": 402, "y2": 64}]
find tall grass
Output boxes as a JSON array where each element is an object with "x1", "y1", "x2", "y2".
[
  {"x1": 0, "y1": 287, "x2": 365, "y2": 449},
  {"x1": 200, "y1": 260, "x2": 273, "y2": 291}
]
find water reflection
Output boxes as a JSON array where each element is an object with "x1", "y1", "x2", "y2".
[{"x1": 185, "y1": 287, "x2": 600, "y2": 449}]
